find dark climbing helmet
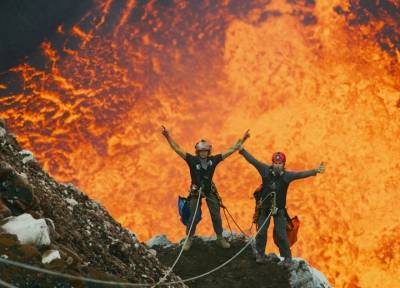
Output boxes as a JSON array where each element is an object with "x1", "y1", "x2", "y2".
[
  {"x1": 272, "y1": 152, "x2": 286, "y2": 165},
  {"x1": 195, "y1": 140, "x2": 212, "y2": 154}
]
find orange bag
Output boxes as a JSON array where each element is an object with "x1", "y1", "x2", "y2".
[{"x1": 273, "y1": 215, "x2": 300, "y2": 247}]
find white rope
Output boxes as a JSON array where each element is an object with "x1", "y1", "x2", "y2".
[
  {"x1": 152, "y1": 191, "x2": 202, "y2": 287},
  {"x1": 0, "y1": 192, "x2": 276, "y2": 287},
  {"x1": 259, "y1": 192, "x2": 277, "y2": 209},
  {"x1": 167, "y1": 209, "x2": 273, "y2": 285},
  {"x1": 0, "y1": 278, "x2": 18, "y2": 288},
  {"x1": 0, "y1": 210, "x2": 273, "y2": 287},
  {"x1": 0, "y1": 258, "x2": 148, "y2": 287}
]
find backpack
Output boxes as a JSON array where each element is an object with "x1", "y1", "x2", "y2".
[
  {"x1": 178, "y1": 196, "x2": 202, "y2": 226},
  {"x1": 273, "y1": 209, "x2": 300, "y2": 247}
]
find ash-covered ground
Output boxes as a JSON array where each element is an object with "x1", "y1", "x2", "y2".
[{"x1": 0, "y1": 120, "x2": 185, "y2": 287}]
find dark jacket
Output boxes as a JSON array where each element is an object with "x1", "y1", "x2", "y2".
[{"x1": 239, "y1": 149, "x2": 317, "y2": 208}]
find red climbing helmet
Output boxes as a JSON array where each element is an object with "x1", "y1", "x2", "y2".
[
  {"x1": 272, "y1": 152, "x2": 286, "y2": 164},
  {"x1": 195, "y1": 140, "x2": 212, "y2": 153}
]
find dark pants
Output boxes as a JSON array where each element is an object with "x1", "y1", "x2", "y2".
[
  {"x1": 186, "y1": 192, "x2": 223, "y2": 237},
  {"x1": 256, "y1": 208, "x2": 292, "y2": 259}
]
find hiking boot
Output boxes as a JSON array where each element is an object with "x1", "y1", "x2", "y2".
[
  {"x1": 255, "y1": 253, "x2": 268, "y2": 264},
  {"x1": 182, "y1": 237, "x2": 193, "y2": 252},
  {"x1": 266, "y1": 252, "x2": 280, "y2": 263},
  {"x1": 216, "y1": 235, "x2": 230, "y2": 249}
]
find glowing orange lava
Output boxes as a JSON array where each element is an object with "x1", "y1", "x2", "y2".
[{"x1": 0, "y1": 1, "x2": 399, "y2": 287}]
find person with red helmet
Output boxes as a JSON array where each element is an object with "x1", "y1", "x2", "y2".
[
  {"x1": 162, "y1": 126, "x2": 249, "y2": 251},
  {"x1": 238, "y1": 136, "x2": 325, "y2": 267}
]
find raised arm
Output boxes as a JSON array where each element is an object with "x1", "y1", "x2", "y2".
[
  {"x1": 221, "y1": 139, "x2": 241, "y2": 160},
  {"x1": 238, "y1": 148, "x2": 269, "y2": 175},
  {"x1": 161, "y1": 126, "x2": 187, "y2": 160},
  {"x1": 221, "y1": 129, "x2": 250, "y2": 160},
  {"x1": 286, "y1": 162, "x2": 325, "y2": 181}
]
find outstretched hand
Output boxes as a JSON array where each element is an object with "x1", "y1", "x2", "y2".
[
  {"x1": 236, "y1": 129, "x2": 250, "y2": 151},
  {"x1": 316, "y1": 162, "x2": 325, "y2": 174},
  {"x1": 241, "y1": 129, "x2": 250, "y2": 144},
  {"x1": 161, "y1": 125, "x2": 169, "y2": 138}
]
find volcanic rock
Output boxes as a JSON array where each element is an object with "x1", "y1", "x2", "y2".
[
  {"x1": 0, "y1": 120, "x2": 185, "y2": 287},
  {"x1": 18, "y1": 150, "x2": 36, "y2": 164},
  {"x1": 1, "y1": 213, "x2": 51, "y2": 246},
  {"x1": 147, "y1": 234, "x2": 174, "y2": 248},
  {"x1": 149, "y1": 235, "x2": 332, "y2": 288},
  {"x1": 41, "y1": 249, "x2": 61, "y2": 264},
  {"x1": 0, "y1": 127, "x2": 6, "y2": 138}
]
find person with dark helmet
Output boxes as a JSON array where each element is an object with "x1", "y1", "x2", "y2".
[
  {"x1": 161, "y1": 126, "x2": 249, "y2": 251},
  {"x1": 238, "y1": 138, "x2": 325, "y2": 267}
]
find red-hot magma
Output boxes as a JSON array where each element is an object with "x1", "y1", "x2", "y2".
[{"x1": 0, "y1": 1, "x2": 399, "y2": 287}]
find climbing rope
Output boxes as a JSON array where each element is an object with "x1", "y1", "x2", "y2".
[
  {"x1": 0, "y1": 278, "x2": 17, "y2": 288},
  {"x1": 205, "y1": 192, "x2": 276, "y2": 240},
  {"x1": 223, "y1": 206, "x2": 250, "y2": 238},
  {"x1": 152, "y1": 190, "x2": 202, "y2": 287},
  {"x1": 167, "y1": 209, "x2": 273, "y2": 285},
  {"x1": 0, "y1": 209, "x2": 273, "y2": 287},
  {"x1": 202, "y1": 194, "x2": 250, "y2": 238},
  {"x1": 0, "y1": 191, "x2": 277, "y2": 287},
  {"x1": 222, "y1": 207, "x2": 234, "y2": 240}
]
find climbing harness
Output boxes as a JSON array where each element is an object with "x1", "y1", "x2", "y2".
[{"x1": 253, "y1": 189, "x2": 278, "y2": 226}]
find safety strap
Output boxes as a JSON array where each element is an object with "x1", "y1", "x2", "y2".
[
  {"x1": 200, "y1": 194, "x2": 242, "y2": 238},
  {"x1": 222, "y1": 208, "x2": 234, "y2": 240}
]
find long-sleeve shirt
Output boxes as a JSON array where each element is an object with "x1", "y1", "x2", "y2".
[{"x1": 239, "y1": 149, "x2": 317, "y2": 208}]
